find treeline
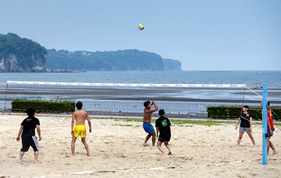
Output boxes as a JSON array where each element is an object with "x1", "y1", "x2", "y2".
[
  {"x1": 46, "y1": 49, "x2": 182, "y2": 71},
  {"x1": 0, "y1": 33, "x2": 46, "y2": 72},
  {"x1": 0, "y1": 33, "x2": 182, "y2": 72}
]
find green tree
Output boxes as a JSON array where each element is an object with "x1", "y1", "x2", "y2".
[{"x1": 0, "y1": 33, "x2": 47, "y2": 72}]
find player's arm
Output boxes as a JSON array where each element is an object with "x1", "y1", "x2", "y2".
[
  {"x1": 16, "y1": 125, "x2": 23, "y2": 141},
  {"x1": 156, "y1": 127, "x2": 159, "y2": 137},
  {"x1": 150, "y1": 101, "x2": 158, "y2": 112},
  {"x1": 235, "y1": 117, "x2": 240, "y2": 130},
  {"x1": 36, "y1": 125, "x2": 42, "y2": 141},
  {"x1": 155, "y1": 120, "x2": 159, "y2": 137},
  {"x1": 86, "y1": 113, "x2": 92, "y2": 133},
  {"x1": 249, "y1": 117, "x2": 253, "y2": 131},
  {"x1": 71, "y1": 113, "x2": 75, "y2": 135}
]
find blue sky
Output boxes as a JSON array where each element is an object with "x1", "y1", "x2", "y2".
[{"x1": 0, "y1": 0, "x2": 280, "y2": 70}]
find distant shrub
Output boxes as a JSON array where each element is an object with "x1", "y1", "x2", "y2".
[
  {"x1": 11, "y1": 98, "x2": 75, "y2": 113},
  {"x1": 207, "y1": 106, "x2": 281, "y2": 121}
]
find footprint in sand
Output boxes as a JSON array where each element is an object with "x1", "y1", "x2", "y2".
[{"x1": 8, "y1": 155, "x2": 17, "y2": 158}]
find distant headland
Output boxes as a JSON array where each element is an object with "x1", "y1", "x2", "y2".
[{"x1": 0, "y1": 33, "x2": 182, "y2": 72}]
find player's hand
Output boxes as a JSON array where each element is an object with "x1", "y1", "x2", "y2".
[
  {"x1": 71, "y1": 131, "x2": 73, "y2": 135},
  {"x1": 89, "y1": 129, "x2": 92, "y2": 133},
  {"x1": 38, "y1": 136, "x2": 42, "y2": 141},
  {"x1": 270, "y1": 131, "x2": 273, "y2": 136},
  {"x1": 250, "y1": 127, "x2": 252, "y2": 132},
  {"x1": 235, "y1": 126, "x2": 237, "y2": 130},
  {"x1": 152, "y1": 101, "x2": 155, "y2": 105},
  {"x1": 16, "y1": 136, "x2": 20, "y2": 142}
]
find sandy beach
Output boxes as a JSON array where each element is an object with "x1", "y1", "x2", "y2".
[{"x1": 0, "y1": 114, "x2": 280, "y2": 178}]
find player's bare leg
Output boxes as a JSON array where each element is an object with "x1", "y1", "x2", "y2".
[
  {"x1": 157, "y1": 141, "x2": 165, "y2": 154},
  {"x1": 144, "y1": 134, "x2": 152, "y2": 146},
  {"x1": 18, "y1": 151, "x2": 24, "y2": 162},
  {"x1": 151, "y1": 131, "x2": 156, "y2": 146},
  {"x1": 246, "y1": 132, "x2": 255, "y2": 146},
  {"x1": 268, "y1": 137, "x2": 277, "y2": 155},
  {"x1": 81, "y1": 137, "x2": 90, "y2": 156},
  {"x1": 34, "y1": 151, "x2": 40, "y2": 163},
  {"x1": 164, "y1": 141, "x2": 172, "y2": 155},
  {"x1": 237, "y1": 132, "x2": 244, "y2": 146},
  {"x1": 71, "y1": 136, "x2": 77, "y2": 155}
]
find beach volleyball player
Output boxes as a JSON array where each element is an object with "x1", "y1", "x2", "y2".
[
  {"x1": 71, "y1": 101, "x2": 92, "y2": 156},
  {"x1": 235, "y1": 105, "x2": 255, "y2": 146},
  {"x1": 266, "y1": 102, "x2": 277, "y2": 155},
  {"x1": 143, "y1": 101, "x2": 158, "y2": 146},
  {"x1": 155, "y1": 109, "x2": 172, "y2": 155},
  {"x1": 16, "y1": 108, "x2": 41, "y2": 163}
]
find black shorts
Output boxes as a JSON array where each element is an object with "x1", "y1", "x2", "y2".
[
  {"x1": 21, "y1": 136, "x2": 40, "y2": 152},
  {"x1": 158, "y1": 136, "x2": 171, "y2": 142}
]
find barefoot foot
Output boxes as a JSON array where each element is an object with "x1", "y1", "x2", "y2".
[{"x1": 34, "y1": 160, "x2": 41, "y2": 164}]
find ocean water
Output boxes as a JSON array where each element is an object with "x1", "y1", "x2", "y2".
[{"x1": 0, "y1": 71, "x2": 280, "y2": 87}]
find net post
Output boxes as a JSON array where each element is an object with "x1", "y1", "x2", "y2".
[{"x1": 262, "y1": 83, "x2": 268, "y2": 165}]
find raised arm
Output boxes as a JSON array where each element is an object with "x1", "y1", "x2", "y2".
[
  {"x1": 36, "y1": 125, "x2": 42, "y2": 141},
  {"x1": 150, "y1": 101, "x2": 158, "y2": 112},
  {"x1": 16, "y1": 125, "x2": 23, "y2": 141},
  {"x1": 86, "y1": 113, "x2": 92, "y2": 133}
]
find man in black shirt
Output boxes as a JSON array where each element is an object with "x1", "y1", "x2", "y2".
[
  {"x1": 155, "y1": 109, "x2": 172, "y2": 155},
  {"x1": 16, "y1": 108, "x2": 42, "y2": 162}
]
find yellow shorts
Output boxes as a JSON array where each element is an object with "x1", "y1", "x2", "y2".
[{"x1": 73, "y1": 125, "x2": 86, "y2": 138}]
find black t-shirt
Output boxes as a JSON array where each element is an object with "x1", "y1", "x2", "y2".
[
  {"x1": 240, "y1": 112, "x2": 252, "y2": 128},
  {"x1": 155, "y1": 116, "x2": 171, "y2": 138},
  {"x1": 21, "y1": 117, "x2": 40, "y2": 137}
]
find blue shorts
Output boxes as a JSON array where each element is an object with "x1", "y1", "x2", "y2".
[
  {"x1": 267, "y1": 129, "x2": 274, "y2": 137},
  {"x1": 143, "y1": 123, "x2": 155, "y2": 134}
]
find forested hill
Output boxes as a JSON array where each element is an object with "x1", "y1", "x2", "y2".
[
  {"x1": 163, "y1": 58, "x2": 182, "y2": 71},
  {"x1": 0, "y1": 33, "x2": 182, "y2": 72},
  {"x1": 0, "y1": 33, "x2": 47, "y2": 72},
  {"x1": 46, "y1": 49, "x2": 182, "y2": 71}
]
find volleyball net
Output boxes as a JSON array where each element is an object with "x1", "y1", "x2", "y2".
[{"x1": 3, "y1": 81, "x2": 281, "y2": 118}]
